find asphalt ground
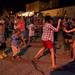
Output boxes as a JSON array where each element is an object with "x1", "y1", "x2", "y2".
[{"x1": 0, "y1": 36, "x2": 74, "y2": 75}]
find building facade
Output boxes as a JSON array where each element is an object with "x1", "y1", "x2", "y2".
[
  {"x1": 26, "y1": 0, "x2": 59, "y2": 12},
  {"x1": 26, "y1": 1, "x2": 40, "y2": 12},
  {"x1": 26, "y1": 0, "x2": 75, "y2": 18}
]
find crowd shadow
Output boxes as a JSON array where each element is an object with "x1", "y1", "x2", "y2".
[
  {"x1": 51, "y1": 60, "x2": 75, "y2": 75},
  {"x1": 18, "y1": 45, "x2": 32, "y2": 56}
]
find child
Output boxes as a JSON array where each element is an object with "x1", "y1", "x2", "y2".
[
  {"x1": 11, "y1": 29, "x2": 25, "y2": 60},
  {"x1": 32, "y1": 16, "x2": 61, "y2": 69},
  {"x1": 28, "y1": 20, "x2": 35, "y2": 45}
]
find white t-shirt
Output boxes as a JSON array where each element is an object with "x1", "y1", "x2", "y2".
[
  {"x1": 28, "y1": 24, "x2": 35, "y2": 37},
  {"x1": 14, "y1": 20, "x2": 17, "y2": 29}
]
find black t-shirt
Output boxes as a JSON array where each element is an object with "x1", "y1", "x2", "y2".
[{"x1": 63, "y1": 22, "x2": 74, "y2": 39}]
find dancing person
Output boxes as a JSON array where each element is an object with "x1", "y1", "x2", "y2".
[
  {"x1": 62, "y1": 18, "x2": 73, "y2": 50},
  {"x1": 11, "y1": 29, "x2": 25, "y2": 60},
  {"x1": 16, "y1": 16, "x2": 26, "y2": 47},
  {"x1": 28, "y1": 19, "x2": 35, "y2": 45},
  {"x1": 32, "y1": 16, "x2": 61, "y2": 69},
  {"x1": 64, "y1": 18, "x2": 75, "y2": 59}
]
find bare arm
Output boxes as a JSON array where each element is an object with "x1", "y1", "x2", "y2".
[
  {"x1": 64, "y1": 28, "x2": 75, "y2": 33},
  {"x1": 19, "y1": 35, "x2": 26, "y2": 48},
  {"x1": 49, "y1": 19, "x2": 61, "y2": 32},
  {"x1": 55, "y1": 19, "x2": 61, "y2": 32}
]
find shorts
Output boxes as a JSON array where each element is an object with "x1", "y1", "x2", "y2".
[{"x1": 42, "y1": 40, "x2": 53, "y2": 48}]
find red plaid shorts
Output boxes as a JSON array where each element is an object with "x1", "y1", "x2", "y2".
[{"x1": 42, "y1": 40, "x2": 53, "y2": 48}]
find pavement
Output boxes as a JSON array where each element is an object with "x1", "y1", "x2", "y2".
[{"x1": 0, "y1": 37, "x2": 74, "y2": 75}]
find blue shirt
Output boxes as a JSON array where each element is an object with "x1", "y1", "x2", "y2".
[{"x1": 11, "y1": 34, "x2": 19, "y2": 48}]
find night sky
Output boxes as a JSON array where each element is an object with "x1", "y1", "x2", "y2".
[
  {"x1": 59, "y1": 0, "x2": 75, "y2": 7},
  {"x1": 0, "y1": 0, "x2": 36, "y2": 12},
  {"x1": 0, "y1": 0, "x2": 75, "y2": 12}
]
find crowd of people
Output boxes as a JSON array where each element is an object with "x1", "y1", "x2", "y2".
[
  {"x1": 0, "y1": 13, "x2": 75, "y2": 70},
  {"x1": 0, "y1": 13, "x2": 43, "y2": 60}
]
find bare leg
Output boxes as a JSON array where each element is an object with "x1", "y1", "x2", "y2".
[
  {"x1": 73, "y1": 41, "x2": 75, "y2": 59},
  {"x1": 34, "y1": 47, "x2": 46, "y2": 59},
  {"x1": 11, "y1": 45, "x2": 20, "y2": 56},
  {"x1": 50, "y1": 47, "x2": 56, "y2": 68},
  {"x1": 27, "y1": 36, "x2": 31, "y2": 45}
]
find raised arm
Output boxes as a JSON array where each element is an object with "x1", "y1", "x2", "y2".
[{"x1": 49, "y1": 19, "x2": 61, "y2": 32}]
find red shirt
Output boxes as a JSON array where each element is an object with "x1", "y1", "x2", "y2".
[{"x1": 17, "y1": 20, "x2": 25, "y2": 31}]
